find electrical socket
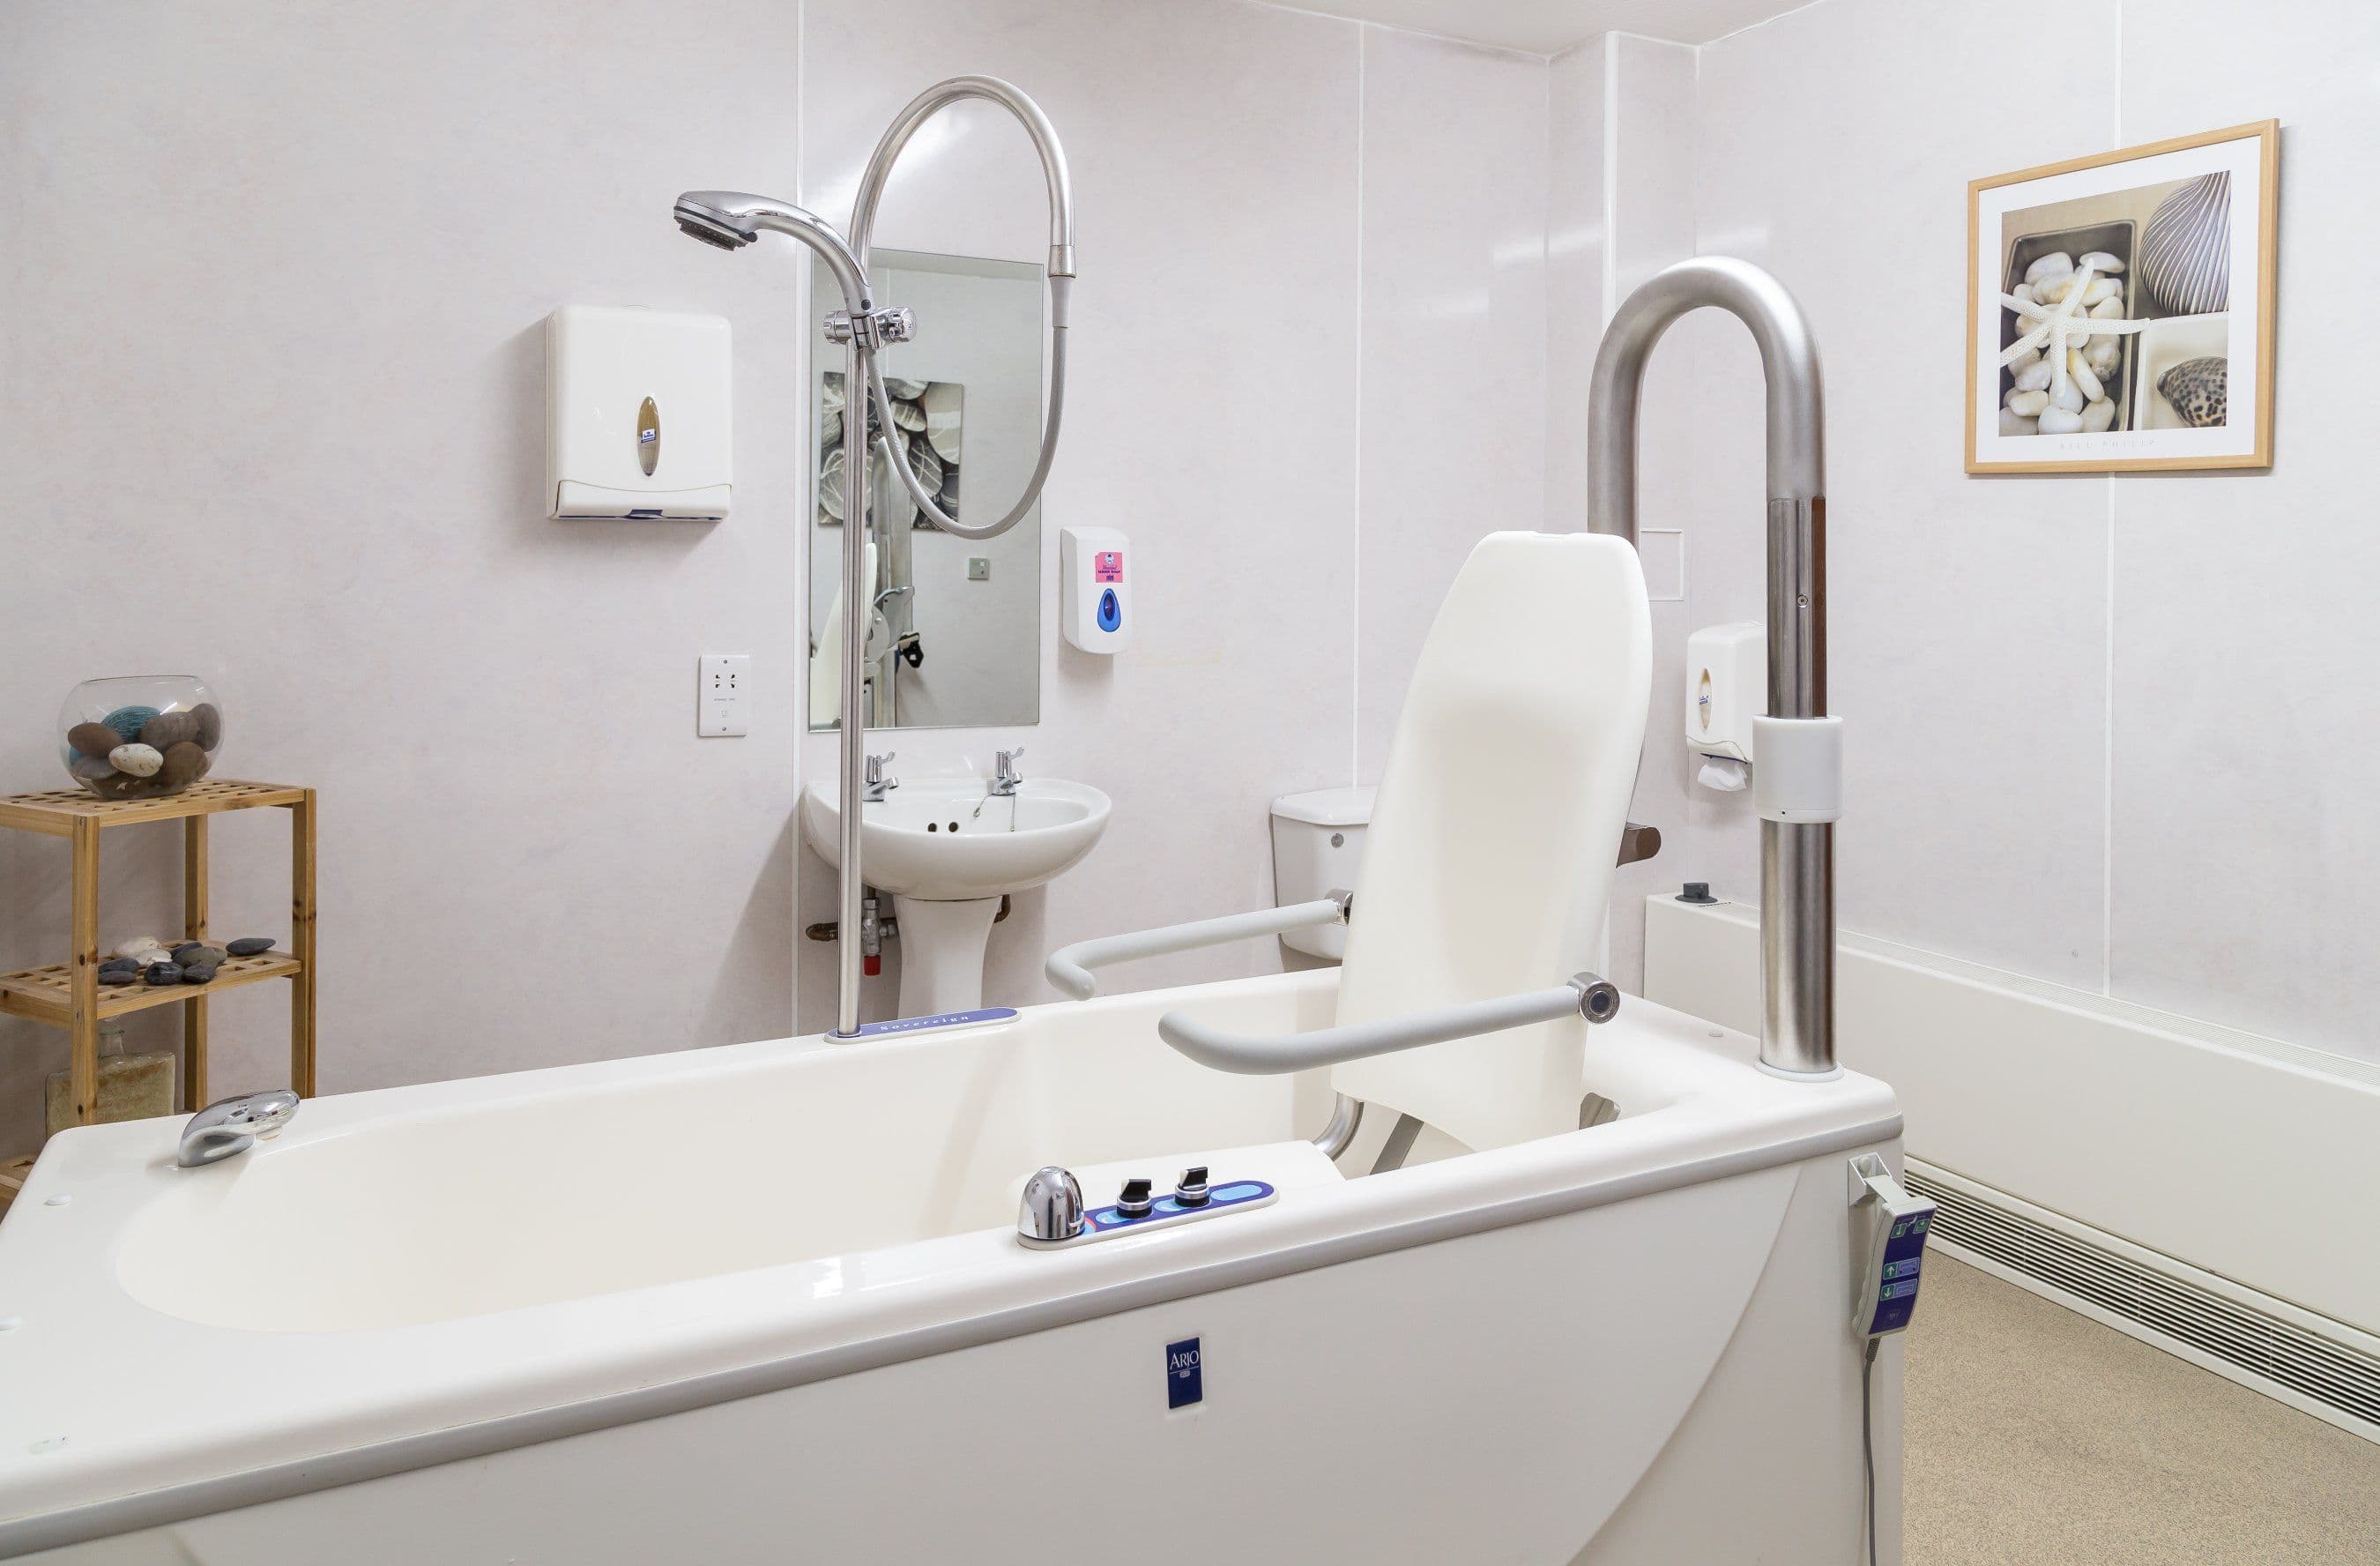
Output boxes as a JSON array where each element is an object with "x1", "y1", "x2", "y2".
[{"x1": 697, "y1": 654, "x2": 750, "y2": 737}]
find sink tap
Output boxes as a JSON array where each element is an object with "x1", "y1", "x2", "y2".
[
  {"x1": 990, "y1": 747, "x2": 1027, "y2": 797},
  {"x1": 862, "y1": 752, "x2": 898, "y2": 802},
  {"x1": 177, "y1": 1089, "x2": 299, "y2": 1168}
]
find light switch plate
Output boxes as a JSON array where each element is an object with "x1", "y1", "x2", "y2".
[
  {"x1": 698, "y1": 654, "x2": 750, "y2": 737},
  {"x1": 967, "y1": 556, "x2": 990, "y2": 580}
]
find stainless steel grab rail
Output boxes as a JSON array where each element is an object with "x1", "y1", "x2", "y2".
[
  {"x1": 1588, "y1": 256, "x2": 1836, "y2": 1078},
  {"x1": 1157, "y1": 973, "x2": 1620, "y2": 1076}
]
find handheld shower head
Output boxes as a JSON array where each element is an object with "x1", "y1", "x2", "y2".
[
  {"x1": 667, "y1": 190, "x2": 873, "y2": 312},
  {"x1": 672, "y1": 194, "x2": 758, "y2": 250}
]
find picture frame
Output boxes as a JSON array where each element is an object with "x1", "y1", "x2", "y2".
[{"x1": 1966, "y1": 120, "x2": 2278, "y2": 474}]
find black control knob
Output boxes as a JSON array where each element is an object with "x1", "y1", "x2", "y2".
[
  {"x1": 1174, "y1": 1166, "x2": 1211, "y2": 1207},
  {"x1": 1117, "y1": 1177, "x2": 1155, "y2": 1219}
]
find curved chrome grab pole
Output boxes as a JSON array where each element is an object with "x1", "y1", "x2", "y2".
[
  {"x1": 848, "y1": 76, "x2": 1077, "y2": 541},
  {"x1": 1587, "y1": 256, "x2": 1835, "y2": 1077}
]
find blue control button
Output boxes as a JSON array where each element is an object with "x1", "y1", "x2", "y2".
[
  {"x1": 1212, "y1": 1182, "x2": 1264, "y2": 1203},
  {"x1": 1097, "y1": 588, "x2": 1121, "y2": 633}
]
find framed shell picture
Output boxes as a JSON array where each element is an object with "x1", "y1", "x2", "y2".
[{"x1": 1967, "y1": 120, "x2": 2278, "y2": 474}]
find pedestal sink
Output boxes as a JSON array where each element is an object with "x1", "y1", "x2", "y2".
[{"x1": 799, "y1": 776, "x2": 1111, "y2": 1018}]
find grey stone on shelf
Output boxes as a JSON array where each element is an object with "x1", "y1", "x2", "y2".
[{"x1": 225, "y1": 936, "x2": 277, "y2": 958}]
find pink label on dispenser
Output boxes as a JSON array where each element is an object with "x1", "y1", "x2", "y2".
[{"x1": 1095, "y1": 551, "x2": 1124, "y2": 583}]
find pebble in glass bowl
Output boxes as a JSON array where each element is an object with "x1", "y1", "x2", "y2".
[{"x1": 58, "y1": 675, "x2": 225, "y2": 801}]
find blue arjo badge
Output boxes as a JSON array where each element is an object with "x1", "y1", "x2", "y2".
[{"x1": 1166, "y1": 1337, "x2": 1202, "y2": 1409}]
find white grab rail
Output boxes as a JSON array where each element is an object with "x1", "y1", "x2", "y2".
[
  {"x1": 1045, "y1": 893, "x2": 1350, "y2": 1000},
  {"x1": 1157, "y1": 974, "x2": 1618, "y2": 1076}
]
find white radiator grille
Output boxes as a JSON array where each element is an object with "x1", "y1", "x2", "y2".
[{"x1": 1907, "y1": 1168, "x2": 2380, "y2": 1431}]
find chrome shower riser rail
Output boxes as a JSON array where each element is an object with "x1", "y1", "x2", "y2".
[
  {"x1": 1587, "y1": 256, "x2": 1836, "y2": 1078},
  {"x1": 677, "y1": 78, "x2": 1076, "y2": 1040}
]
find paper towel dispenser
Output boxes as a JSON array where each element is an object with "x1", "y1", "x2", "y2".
[{"x1": 545, "y1": 305, "x2": 732, "y2": 519}]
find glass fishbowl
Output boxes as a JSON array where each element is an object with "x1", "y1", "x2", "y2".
[{"x1": 58, "y1": 675, "x2": 225, "y2": 800}]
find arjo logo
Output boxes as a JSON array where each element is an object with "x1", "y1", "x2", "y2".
[{"x1": 1165, "y1": 1336, "x2": 1203, "y2": 1410}]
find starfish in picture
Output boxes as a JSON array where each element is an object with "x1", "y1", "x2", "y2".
[{"x1": 1998, "y1": 250, "x2": 2149, "y2": 434}]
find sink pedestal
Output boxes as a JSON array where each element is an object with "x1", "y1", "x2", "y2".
[{"x1": 891, "y1": 895, "x2": 1002, "y2": 1016}]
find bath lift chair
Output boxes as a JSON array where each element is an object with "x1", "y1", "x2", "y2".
[{"x1": 1047, "y1": 527, "x2": 1652, "y2": 1167}]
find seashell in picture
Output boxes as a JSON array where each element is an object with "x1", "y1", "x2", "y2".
[
  {"x1": 2138, "y1": 173, "x2": 2231, "y2": 317},
  {"x1": 867, "y1": 445, "x2": 919, "y2": 532},
  {"x1": 882, "y1": 377, "x2": 929, "y2": 401},
  {"x1": 818, "y1": 445, "x2": 848, "y2": 521},
  {"x1": 905, "y1": 434, "x2": 943, "y2": 494},
  {"x1": 889, "y1": 397, "x2": 926, "y2": 433},
  {"x1": 2156, "y1": 355, "x2": 2228, "y2": 428},
  {"x1": 920, "y1": 381, "x2": 963, "y2": 462},
  {"x1": 937, "y1": 461, "x2": 962, "y2": 514}
]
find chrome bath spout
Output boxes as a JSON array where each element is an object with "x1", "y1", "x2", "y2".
[
  {"x1": 1587, "y1": 256, "x2": 1837, "y2": 1078},
  {"x1": 176, "y1": 1089, "x2": 299, "y2": 1168}
]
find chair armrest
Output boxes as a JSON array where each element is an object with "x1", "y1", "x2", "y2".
[
  {"x1": 1045, "y1": 892, "x2": 1350, "y2": 999},
  {"x1": 1157, "y1": 973, "x2": 1621, "y2": 1076}
]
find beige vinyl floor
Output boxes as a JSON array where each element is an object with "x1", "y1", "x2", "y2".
[{"x1": 1904, "y1": 1254, "x2": 2380, "y2": 1564}]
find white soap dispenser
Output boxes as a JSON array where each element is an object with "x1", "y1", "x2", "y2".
[
  {"x1": 1686, "y1": 623, "x2": 1764, "y2": 791},
  {"x1": 1061, "y1": 526, "x2": 1130, "y2": 652},
  {"x1": 545, "y1": 305, "x2": 733, "y2": 519}
]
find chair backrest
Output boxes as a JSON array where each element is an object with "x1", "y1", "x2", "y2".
[{"x1": 1331, "y1": 531, "x2": 1651, "y2": 1152}]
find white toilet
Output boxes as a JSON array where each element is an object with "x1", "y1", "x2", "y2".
[{"x1": 1268, "y1": 786, "x2": 1373, "y2": 959}]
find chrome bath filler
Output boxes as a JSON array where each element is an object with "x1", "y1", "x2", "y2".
[{"x1": 674, "y1": 77, "x2": 1076, "y2": 1038}]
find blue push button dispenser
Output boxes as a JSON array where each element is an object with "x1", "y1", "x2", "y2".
[{"x1": 1848, "y1": 1152, "x2": 1935, "y2": 1338}]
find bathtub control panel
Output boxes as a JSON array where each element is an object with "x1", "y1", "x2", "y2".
[
  {"x1": 1848, "y1": 1153, "x2": 1935, "y2": 1337},
  {"x1": 1076, "y1": 1177, "x2": 1276, "y2": 1242}
]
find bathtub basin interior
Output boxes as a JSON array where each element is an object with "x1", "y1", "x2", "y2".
[
  {"x1": 104, "y1": 971, "x2": 1702, "y2": 1337},
  {"x1": 111, "y1": 979, "x2": 1349, "y2": 1333}
]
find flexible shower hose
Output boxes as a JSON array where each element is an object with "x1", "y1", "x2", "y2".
[{"x1": 864, "y1": 274, "x2": 1072, "y2": 542}]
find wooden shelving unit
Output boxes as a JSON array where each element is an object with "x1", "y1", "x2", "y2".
[{"x1": 0, "y1": 779, "x2": 316, "y2": 1151}]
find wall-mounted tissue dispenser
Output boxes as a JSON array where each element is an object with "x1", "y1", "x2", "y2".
[
  {"x1": 546, "y1": 305, "x2": 732, "y2": 519},
  {"x1": 1687, "y1": 622, "x2": 1764, "y2": 792}
]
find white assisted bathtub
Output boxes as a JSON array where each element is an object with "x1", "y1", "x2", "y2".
[{"x1": 0, "y1": 969, "x2": 1904, "y2": 1563}]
